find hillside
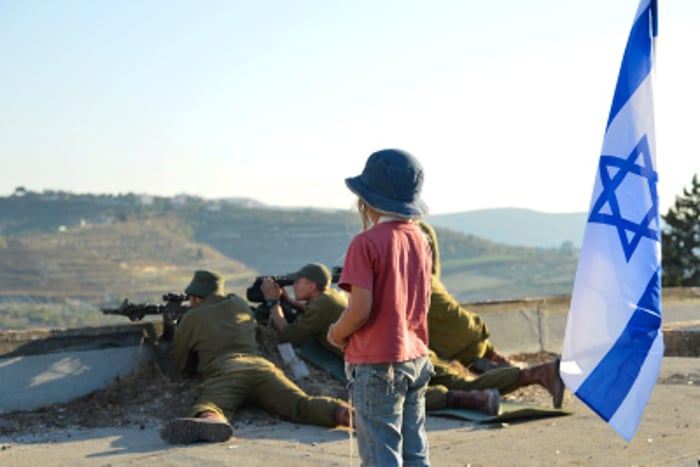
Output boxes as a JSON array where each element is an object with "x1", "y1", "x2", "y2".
[
  {"x1": 418, "y1": 225, "x2": 578, "y2": 301},
  {"x1": 182, "y1": 206, "x2": 361, "y2": 275},
  {"x1": 0, "y1": 191, "x2": 580, "y2": 330},
  {"x1": 0, "y1": 218, "x2": 256, "y2": 330},
  {"x1": 176, "y1": 203, "x2": 578, "y2": 301}
]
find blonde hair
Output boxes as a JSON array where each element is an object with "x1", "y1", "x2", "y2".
[
  {"x1": 357, "y1": 198, "x2": 372, "y2": 231},
  {"x1": 357, "y1": 197, "x2": 418, "y2": 231}
]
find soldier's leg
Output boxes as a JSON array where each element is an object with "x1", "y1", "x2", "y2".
[
  {"x1": 161, "y1": 357, "x2": 251, "y2": 445},
  {"x1": 454, "y1": 366, "x2": 522, "y2": 394},
  {"x1": 187, "y1": 358, "x2": 251, "y2": 420},
  {"x1": 431, "y1": 356, "x2": 522, "y2": 395},
  {"x1": 426, "y1": 383, "x2": 500, "y2": 414},
  {"x1": 248, "y1": 357, "x2": 342, "y2": 427},
  {"x1": 425, "y1": 385, "x2": 449, "y2": 410}
]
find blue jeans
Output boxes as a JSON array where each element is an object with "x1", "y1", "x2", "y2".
[{"x1": 345, "y1": 355, "x2": 434, "y2": 466}]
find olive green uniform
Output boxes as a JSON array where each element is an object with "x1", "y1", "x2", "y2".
[
  {"x1": 282, "y1": 287, "x2": 520, "y2": 411},
  {"x1": 417, "y1": 221, "x2": 496, "y2": 366},
  {"x1": 174, "y1": 294, "x2": 342, "y2": 427},
  {"x1": 427, "y1": 278, "x2": 495, "y2": 365},
  {"x1": 281, "y1": 288, "x2": 347, "y2": 357},
  {"x1": 424, "y1": 350, "x2": 521, "y2": 409}
]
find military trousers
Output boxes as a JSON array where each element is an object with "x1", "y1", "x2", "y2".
[
  {"x1": 189, "y1": 353, "x2": 342, "y2": 427},
  {"x1": 425, "y1": 356, "x2": 522, "y2": 410}
]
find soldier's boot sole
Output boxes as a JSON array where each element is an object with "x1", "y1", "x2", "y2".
[{"x1": 159, "y1": 417, "x2": 233, "y2": 444}]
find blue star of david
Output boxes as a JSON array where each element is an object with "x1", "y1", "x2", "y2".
[{"x1": 588, "y1": 134, "x2": 659, "y2": 262}]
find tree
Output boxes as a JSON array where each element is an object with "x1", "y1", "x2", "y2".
[{"x1": 661, "y1": 173, "x2": 700, "y2": 286}]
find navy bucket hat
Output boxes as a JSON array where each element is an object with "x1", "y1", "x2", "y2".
[{"x1": 345, "y1": 149, "x2": 429, "y2": 218}]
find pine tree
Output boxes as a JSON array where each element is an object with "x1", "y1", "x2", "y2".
[{"x1": 661, "y1": 173, "x2": 700, "y2": 286}]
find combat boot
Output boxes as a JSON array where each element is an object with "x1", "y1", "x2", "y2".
[
  {"x1": 159, "y1": 411, "x2": 233, "y2": 444},
  {"x1": 518, "y1": 359, "x2": 565, "y2": 409},
  {"x1": 447, "y1": 388, "x2": 500, "y2": 415}
]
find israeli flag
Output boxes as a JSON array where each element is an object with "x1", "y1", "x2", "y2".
[{"x1": 560, "y1": 0, "x2": 662, "y2": 442}]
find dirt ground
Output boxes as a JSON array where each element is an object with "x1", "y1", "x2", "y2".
[{"x1": 0, "y1": 325, "x2": 578, "y2": 437}]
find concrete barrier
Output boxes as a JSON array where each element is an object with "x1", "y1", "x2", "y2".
[
  {"x1": 662, "y1": 320, "x2": 700, "y2": 357},
  {"x1": 0, "y1": 323, "x2": 161, "y2": 414},
  {"x1": 466, "y1": 288, "x2": 700, "y2": 356}
]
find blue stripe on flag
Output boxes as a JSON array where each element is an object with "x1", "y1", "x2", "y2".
[
  {"x1": 574, "y1": 269, "x2": 661, "y2": 421},
  {"x1": 607, "y1": 1, "x2": 655, "y2": 130}
]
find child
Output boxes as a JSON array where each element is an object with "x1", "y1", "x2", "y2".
[{"x1": 327, "y1": 148, "x2": 434, "y2": 466}]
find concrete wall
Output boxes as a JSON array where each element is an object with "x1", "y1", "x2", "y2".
[{"x1": 467, "y1": 288, "x2": 700, "y2": 356}]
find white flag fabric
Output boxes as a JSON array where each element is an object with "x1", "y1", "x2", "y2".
[{"x1": 560, "y1": 0, "x2": 661, "y2": 442}]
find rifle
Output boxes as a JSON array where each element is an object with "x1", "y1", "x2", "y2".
[
  {"x1": 101, "y1": 293, "x2": 190, "y2": 340},
  {"x1": 246, "y1": 267, "x2": 342, "y2": 325}
]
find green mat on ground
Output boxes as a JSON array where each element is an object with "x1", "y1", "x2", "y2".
[
  {"x1": 297, "y1": 337, "x2": 571, "y2": 423},
  {"x1": 298, "y1": 337, "x2": 347, "y2": 382},
  {"x1": 429, "y1": 402, "x2": 571, "y2": 423}
]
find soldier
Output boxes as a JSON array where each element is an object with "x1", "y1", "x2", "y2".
[
  {"x1": 263, "y1": 262, "x2": 348, "y2": 357},
  {"x1": 159, "y1": 269, "x2": 353, "y2": 445},
  {"x1": 262, "y1": 263, "x2": 564, "y2": 414},
  {"x1": 417, "y1": 221, "x2": 513, "y2": 371}
]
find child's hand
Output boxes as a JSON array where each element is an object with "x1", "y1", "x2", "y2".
[{"x1": 327, "y1": 323, "x2": 348, "y2": 351}]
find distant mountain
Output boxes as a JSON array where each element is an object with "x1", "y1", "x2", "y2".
[{"x1": 427, "y1": 208, "x2": 587, "y2": 249}]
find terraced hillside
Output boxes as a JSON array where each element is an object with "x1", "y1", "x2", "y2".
[
  {"x1": 419, "y1": 227, "x2": 578, "y2": 301},
  {"x1": 0, "y1": 218, "x2": 256, "y2": 330}
]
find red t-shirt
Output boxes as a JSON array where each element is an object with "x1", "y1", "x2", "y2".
[{"x1": 339, "y1": 219, "x2": 432, "y2": 364}]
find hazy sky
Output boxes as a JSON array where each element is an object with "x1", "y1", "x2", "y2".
[{"x1": 2, "y1": 1, "x2": 698, "y2": 215}]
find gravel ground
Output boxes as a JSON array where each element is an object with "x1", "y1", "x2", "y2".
[{"x1": 0, "y1": 325, "x2": 596, "y2": 438}]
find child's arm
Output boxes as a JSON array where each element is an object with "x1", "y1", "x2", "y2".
[{"x1": 327, "y1": 285, "x2": 372, "y2": 350}]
